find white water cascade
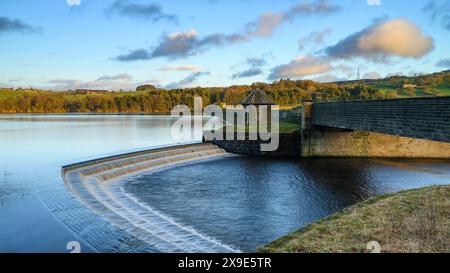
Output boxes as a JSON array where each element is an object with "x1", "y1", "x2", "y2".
[{"x1": 62, "y1": 143, "x2": 240, "y2": 253}]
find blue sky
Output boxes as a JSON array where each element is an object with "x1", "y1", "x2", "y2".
[{"x1": 0, "y1": 0, "x2": 449, "y2": 90}]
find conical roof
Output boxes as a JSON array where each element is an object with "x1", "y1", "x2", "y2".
[{"x1": 241, "y1": 88, "x2": 275, "y2": 106}]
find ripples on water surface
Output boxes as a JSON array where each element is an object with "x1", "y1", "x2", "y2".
[
  {"x1": 124, "y1": 157, "x2": 450, "y2": 252},
  {"x1": 0, "y1": 114, "x2": 449, "y2": 252},
  {"x1": 0, "y1": 115, "x2": 200, "y2": 252}
]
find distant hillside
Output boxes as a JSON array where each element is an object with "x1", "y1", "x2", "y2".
[
  {"x1": 333, "y1": 70, "x2": 450, "y2": 98},
  {"x1": 1, "y1": 70, "x2": 449, "y2": 114}
]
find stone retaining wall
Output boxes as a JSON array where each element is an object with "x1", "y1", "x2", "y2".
[
  {"x1": 302, "y1": 130, "x2": 450, "y2": 158},
  {"x1": 206, "y1": 132, "x2": 302, "y2": 157}
]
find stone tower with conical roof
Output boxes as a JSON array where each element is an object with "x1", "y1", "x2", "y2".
[{"x1": 241, "y1": 89, "x2": 275, "y2": 127}]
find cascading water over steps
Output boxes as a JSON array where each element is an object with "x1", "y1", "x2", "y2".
[{"x1": 62, "y1": 143, "x2": 240, "y2": 253}]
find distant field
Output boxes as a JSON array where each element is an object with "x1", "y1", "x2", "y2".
[
  {"x1": 0, "y1": 89, "x2": 22, "y2": 99},
  {"x1": 367, "y1": 82, "x2": 450, "y2": 97},
  {"x1": 436, "y1": 83, "x2": 450, "y2": 95}
]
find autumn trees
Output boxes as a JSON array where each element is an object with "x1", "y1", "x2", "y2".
[{"x1": 1, "y1": 70, "x2": 448, "y2": 114}]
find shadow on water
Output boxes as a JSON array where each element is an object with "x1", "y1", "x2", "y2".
[
  {"x1": 296, "y1": 159, "x2": 378, "y2": 205},
  {"x1": 124, "y1": 156, "x2": 450, "y2": 252}
]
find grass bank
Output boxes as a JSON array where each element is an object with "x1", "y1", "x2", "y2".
[
  {"x1": 258, "y1": 185, "x2": 449, "y2": 253},
  {"x1": 230, "y1": 121, "x2": 301, "y2": 134}
]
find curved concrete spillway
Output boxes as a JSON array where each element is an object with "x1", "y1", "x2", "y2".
[{"x1": 62, "y1": 143, "x2": 239, "y2": 253}]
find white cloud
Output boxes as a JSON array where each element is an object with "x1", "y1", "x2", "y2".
[
  {"x1": 299, "y1": 28, "x2": 332, "y2": 50},
  {"x1": 367, "y1": 0, "x2": 381, "y2": 6},
  {"x1": 165, "y1": 72, "x2": 210, "y2": 89},
  {"x1": 115, "y1": 1, "x2": 341, "y2": 61},
  {"x1": 96, "y1": 73, "x2": 132, "y2": 82},
  {"x1": 312, "y1": 74, "x2": 346, "y2": 83},
  {"x1": 158, "y1": 65, "x2": 202, "y2": 72},
  {"x1": 244, "y1": 12, "x2": 284, "y2": 38},
  {"x1": 46, "y1": 73, "x2": 137, "y2": 91},
  {"x1": 326, "y1": 18, "x2": 434, "y2": 61},
  {"x1": 66, "y1": 0, "x2": 81, "y2": 6},
  {"x1": 268, "y1": 56, "x2": 332, "y2": 80}
]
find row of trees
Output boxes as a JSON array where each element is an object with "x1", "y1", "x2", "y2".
[{"x1": 0, "y1": 73, "x2": 447, "y2": 113}]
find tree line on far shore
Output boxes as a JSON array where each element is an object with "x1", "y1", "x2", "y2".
[{"x1": 0, "y1": 70, "x2": 448, "y2": 114}]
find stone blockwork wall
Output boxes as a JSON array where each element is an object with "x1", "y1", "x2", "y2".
[
  {"x1": 312, "y1": 97, "x2": 450, "y2": 143},
  {"x1": 203, "y1": 97, "x2": 450, "y2": 158},
  {"x1": 303, "y1": 130, "x2": 450, "y2": 158},
  {"x1": 280, "y1": 108, "x2": 302, "y2": 123},
  {"x1": 206, "y1": 132, "x2": 302, "y2": 157}
]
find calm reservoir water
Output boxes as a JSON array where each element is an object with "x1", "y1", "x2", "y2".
[
  {"x1": 0, "y1": 114, "x2": 197, "y2": 252},
  {"x1": 1, "y1": 114, "x2": 449, "y2": 252}
]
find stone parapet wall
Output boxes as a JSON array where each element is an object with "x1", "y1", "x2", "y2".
[{"x1": 312, "y1": 97, "x2": 450, "y2": 143}]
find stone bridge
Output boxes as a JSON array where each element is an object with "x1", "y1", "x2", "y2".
[
  {"x1": 301, "y1": 96, "x2": 450, "y2": 158},
  {"x1": 311, "y1": 97, "x2": 450, "y2": 143},
  {"x1": 207, "y1": 96, "x2": 450, "y2": 158}
]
